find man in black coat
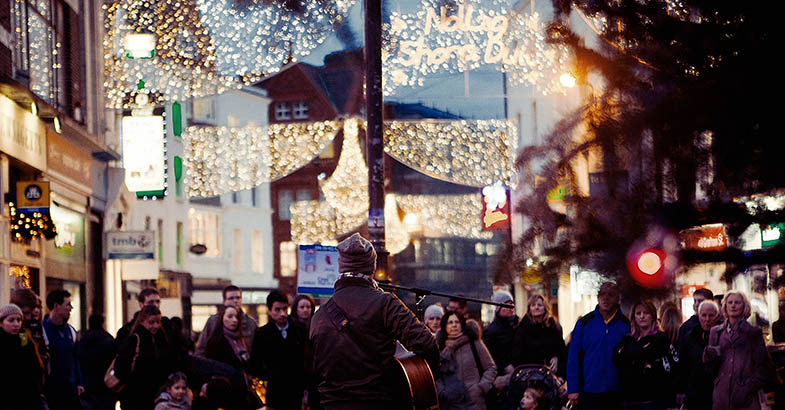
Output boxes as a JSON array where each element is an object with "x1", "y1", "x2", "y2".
[
  {"x1": 78, "y1": 314, "x2": 117, "y2": 410},
  {"x1": 309, "y1": 233, "x2": 439, "y2": 410},
  {"x1": 482, "y1": 290, "x2": 518, "y2": 410},
  {"x1": 250, "y1": 290, "x2": 306, "y2": 410}
]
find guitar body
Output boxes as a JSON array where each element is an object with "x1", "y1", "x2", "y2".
[{"x1": 393, "y1": 353, "x2": 439, "y2": 410}]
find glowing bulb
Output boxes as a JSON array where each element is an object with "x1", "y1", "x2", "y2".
[
  {"x1": 403, "y1": 213, "x2": 418, "y2": 226},
  {"x1": 637, "y1": 251, "x2": 663, "y2": 275},
  {"x1": 560, "y1": 73, "x2": 577, "y2": 88},
  {"x1": 31, "y1": 101, "x2": 38, "y2": 116}
]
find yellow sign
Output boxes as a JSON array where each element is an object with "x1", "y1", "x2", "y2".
[
  {"x1": 521, "y1": 266, "x2": 542, "y2": 285},
  {"x1": 16, "y1": 181, "x2": 50, "y2": 212}
]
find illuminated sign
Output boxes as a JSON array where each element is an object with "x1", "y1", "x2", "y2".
[
  {"x1": 384, "y1": 1, "x2": 570, "y2": 94},
  {"x1": 762, "y1": 223, "x2": 785, "y2": 248},
  {"x1": 121, "y1": 115, "x2": 165, "y2": 194},
  {"x1": 680, "y1": 224, "x2": 727, "y2": 252},
  {"x1": 481, "y1": 183, "x2": 510, "y2": 231},
  {"x1": 16, "y1": 181, "x2": 50, "y2": 212},
  {"x1": 106, "y1": 231, "x2": 155, "y2": 259}
]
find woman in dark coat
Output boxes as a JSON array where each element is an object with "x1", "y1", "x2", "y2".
[
  {"x1": 678, "y1": 300, "x2": 721, "y2": 410},
  {"x1": 613, "y1": 300, "x2": 678, "y2": 410},
  {"x1": 510, "y1": 294, "x2": 566, "y2": 376},
  {"x1": 203, "y1": 305, "x2": 250, "y2": 372},
  {"x1": 0, "y1": 303, "x2": 45, "y2": 410},
  {"x1": 115, "y1": 305, "x2": 177, "y2": 410},
  {"x1": 704, "y1": 290, "x2": 776, "y2": 410}
]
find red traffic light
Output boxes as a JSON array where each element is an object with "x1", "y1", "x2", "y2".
[{"x1": 627, "y1": 247, "x2": 673, "y2": 289}]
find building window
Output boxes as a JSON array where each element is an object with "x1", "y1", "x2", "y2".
[
  {"x1": 252, "y1": 230, "x2": 263, "y2": 273},
  {"x1": 157, "y1": 219, "x2": 164, "y2": 265},
  {"x1": 274, "y1": 102, "x2": 291, "y2": 120},
  {"x1": 176, "y1": 221, "x2": 184, "y2": 266},
  {"x1": 293, "y1": 101, "x2": 309, "y2": 119},
  {"x1": 192, "y1": 97, "x2": 216, "y2": 122},
  {"x1": 188, "y1": 209, "x2": 221, "y2": 257},
  {"x1": 11, "y1": 0, "x2": 67, "y2": 110},
  {"x1": 232, "y1": 191, "x2": 238, "y2": 204},
  {"x1": 251, "y1": 187, "x2": 257, "y2": 207},
  {"x1": 277, "y1": 190, "x2": 294, "y2": 220},
  {"x1": 296, "y1": 189, "x2": 312, "y2": 201},
  {"x1": 233, "y1": 228, "x2": 243, "y2": 270},
  {"x1": 280, "y1": 241, "x2": 297, "y2": 277}
]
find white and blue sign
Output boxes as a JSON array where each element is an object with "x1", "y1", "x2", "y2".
[
  {"x1": 105, "y1": 231, "x2": 155, "y2": 259},
  {"x1": 297, "y1": 244, "x2": 340, "y2": 298}
]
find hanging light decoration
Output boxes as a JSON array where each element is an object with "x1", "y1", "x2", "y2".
[
  {"x1": 184, "y1": 120, "x2": 341, "y2": 197},
  {"x1": 382, "y1": 0, "x2": 570, "y2": 95},
  {"x1": 8, "y1": 202, "x2": 57, "y2": 241},
  {"x1": 396, "y1": 194, "x2": 494, "y2": 240},
  {"x1": 385, "y1": 193, "x2": 411, "y2": 255},
  {"x1": 103, "y1": 0, "x2": 235, "y2": 108},
  {"x1": 383, "y1": 119, "x2": 518, "y2": 188},
  {"x1": 194, "y1": 0, "x2": 357, "y2": 82},
  {"x1": 320, "y1": 118, "x2": 368, "y2": 216}
]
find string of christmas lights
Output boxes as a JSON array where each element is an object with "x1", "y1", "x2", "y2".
[
  {"x1": 183, "y1": 120, "x2": 342, "y2": 197},
  {"x1": 8, "y1": 202, "x2": 57, "y2": 241},
  {"x1": 383, "y1": 119, "x2": 518, "y2": 188},
  {"x1": 194, "y1": 0, "x2": 357, "y2": 82},
  {"x1": 382, "y1": 0, "x2": 571, "y2": 95},
  {"x1": 103, "y1": 0, "x2": 235, "y2": 108}
]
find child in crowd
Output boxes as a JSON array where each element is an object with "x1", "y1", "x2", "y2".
[
  {"x1": 519, "y1": 387, "x2": 546, "y2": 410},
  {"x1": 155, "y1": 372, "x2": 191, "y2": 410}
]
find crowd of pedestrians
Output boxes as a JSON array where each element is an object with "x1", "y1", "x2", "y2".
[{"x1": 1, "y1": 275, "x2": 783, "y2": 410}]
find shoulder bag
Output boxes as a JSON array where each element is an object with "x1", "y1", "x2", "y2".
[{"x1": 104, "y1": 333, "x2": 140, "y2": 392}]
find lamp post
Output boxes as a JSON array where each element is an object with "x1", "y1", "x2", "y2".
[{"x1": 364, "y1": 0, "x2": 388, "y2": 277}]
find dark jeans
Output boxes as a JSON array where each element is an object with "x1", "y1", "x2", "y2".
[{"x1": 578, "y1": 392, "x2": 622, "y2": 410}]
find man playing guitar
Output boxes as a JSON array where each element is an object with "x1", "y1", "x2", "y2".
[{"x1": 309, "y1": 233, "x2": 439, "y2": 410}]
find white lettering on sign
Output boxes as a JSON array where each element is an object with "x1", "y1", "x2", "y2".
[
  {"x1": 697, "y1": 233, "x2": 726, "y2": 249},
  {"x1": 762, "y1": 226, "x2": 781, "y2": 242},
  {"x1": 395, "y1": 5, "x2": 537, "y2": 68}
]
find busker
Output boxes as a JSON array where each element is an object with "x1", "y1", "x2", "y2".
[{"x1": 309, "y1": 233, "x2": 439, "y2": 410}]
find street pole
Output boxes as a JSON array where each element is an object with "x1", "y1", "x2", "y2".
[{"x1": 364, "y1": 0, "x2": 388, "y2": 277}]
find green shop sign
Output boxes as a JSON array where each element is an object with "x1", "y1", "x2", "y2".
[{"x1": 761, "y1": 223, "x2": 785, "y2": 248}]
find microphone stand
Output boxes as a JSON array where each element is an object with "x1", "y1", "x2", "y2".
[{"x1": 377, "y1": 282, "x2": 512, "y2": 321}]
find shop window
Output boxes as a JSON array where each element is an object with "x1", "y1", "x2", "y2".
[
  {"x1": 280, "y1": 241, "x2": 297, "y2": 277},
  {"x1": 274, "y1": 102, "x2": 291, "y2": 120},
  {"x1": 293, "y1": 101, "x2": 309, "y2": 119}
]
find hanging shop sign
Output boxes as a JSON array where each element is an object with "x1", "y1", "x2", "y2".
[
  {"x1": 16, "y1": 181, "x2": 50, "y2": 213},
  {"x1": 47, "y1": 131, "x2": 92, "y2": 185},
  {"x1": 0, "y1": 94, "x2": 47, "y2": 170},
  {"x1": 481, "y1": 183, "x2": 510, "y2": 230},
  {"x1": 45, "y1": 202, "x2": 86, "y2": 282},
  {"x1": 296, "y1": 244, "x2": 340, "y2": 298},
  {"x1": 680, "y1": 224, "x2": 728, "y2": 252},
  {"x1": 761, "y1": 223, "x2": 785, "y2": 248},
  {"x1": 105, "y1": 230, "x2": 155, "y2": 259},
  {"x1": 121, "y1": 115, "x2": 165, "y2": 194}
]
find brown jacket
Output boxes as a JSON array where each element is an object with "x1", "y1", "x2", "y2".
[
  {"x1": 703, "y1": 320, "x2": 776, "y2": 410},
  {"x1": 442, "y1": 334, "x2": 497, "y2": 410},
  {"x1": 309, "y1": 276, "x2": 438, "y2": 406}
]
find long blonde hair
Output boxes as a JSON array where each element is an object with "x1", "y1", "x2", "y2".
[{"x1": 629, "y1": 301, "x2": 661, "y2": 338}]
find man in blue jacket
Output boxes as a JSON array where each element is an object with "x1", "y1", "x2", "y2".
[
  {"x1": 43, "y1": 289, "x2": 84, "y2": 410},
  {"x1": 567, "y1": 282, "x2": 629, "y2": 410}
]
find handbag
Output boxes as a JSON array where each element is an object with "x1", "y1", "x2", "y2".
[{"x1": 105, "y1": 333, "x2": 140, "y2": 392}]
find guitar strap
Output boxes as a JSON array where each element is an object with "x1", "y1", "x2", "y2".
[{"x1": 323, "y1": 298, "x2": 350, "y2": 332}]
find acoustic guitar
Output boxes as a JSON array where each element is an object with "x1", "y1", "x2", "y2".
[{"x1": 393, "y1": 349, "x2": 439, "y2": 410}]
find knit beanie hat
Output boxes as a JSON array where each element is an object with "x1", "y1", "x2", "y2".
[
  {"x1": 0, "y1": 303, "x2": 23, "y2": 322},
  {"x1": 492, "y1": 290, "x2": 514, "y2": 314},
  {"x1": 424, "y1": 304, "x2": 444, "y2": 322},
  {"x1": 337, "y1": 233, "x2": 377, "y2": 274}
]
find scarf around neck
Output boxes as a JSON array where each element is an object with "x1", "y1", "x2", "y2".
[{"x1": 223, "y1": 326, "x2": 248, "y2": 362}]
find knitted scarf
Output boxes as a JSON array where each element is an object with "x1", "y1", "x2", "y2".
[{"x1": 223, "y1": 326, "x2": 249, "y2": 362}]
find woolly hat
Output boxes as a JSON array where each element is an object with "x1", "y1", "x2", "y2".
[
  {"x1": 424, "y1": 304, "x2": 444, "y2": 322},
  {"x1": 0, "y1": 303, "x2": 23, "y2": 322},
  {"x1": 337, "y1": 233, "x2": 377, "y2": 274},
  {"x1": 492, "y1": 290, "x2": 514, "y2": 305}
]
